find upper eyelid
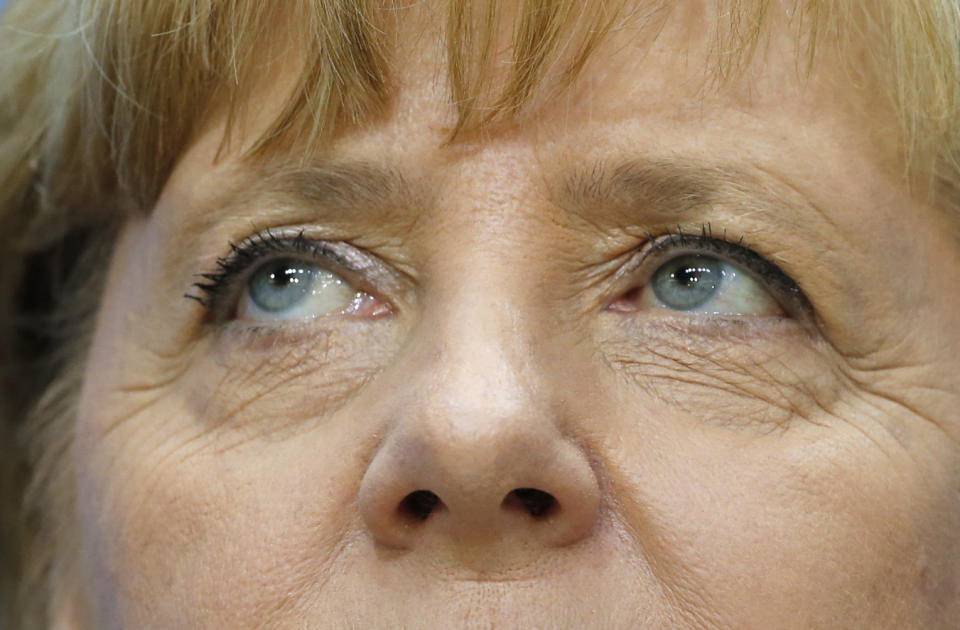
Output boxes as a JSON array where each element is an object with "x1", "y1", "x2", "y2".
[
  {"x1": 622, "y1": 231, "x2": 746, "y2": 277},
  {"x1": 188, "y1": 232, "x2": 370, "y2": 318},
  {"x1": 222, "y1": 246, "x2": 355, "y2": 292},
  {"x1": 226, "y1": 232, "x2": 355, "y2": 272},
  {"x1": 628, "y1": 231, "x2": 812, "y2": 314}
]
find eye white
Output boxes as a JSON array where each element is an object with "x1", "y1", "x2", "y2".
[
  {"x1": 642, "y1": 254, "x2": 783, "y2": 316},
  {"x1": 238, "y1": 258, "x2": 358, "y2": 322}
]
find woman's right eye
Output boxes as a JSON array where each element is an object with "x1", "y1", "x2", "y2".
[
  {"x1": 189, "y1": 231, "x2": 397, "y2": 324},
  {"x1": 239, "y1": 258, "x2": 378, "y2": 322},
  {"x1": 240, "y1": 258, "x2": 349, "y2": 321}
]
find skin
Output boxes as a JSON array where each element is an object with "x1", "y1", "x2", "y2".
[{"x1": 66, "y1": 3, "x2": 960, "y2": 628}]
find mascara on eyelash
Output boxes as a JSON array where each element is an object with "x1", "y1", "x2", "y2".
[
  {"x1": 184, "y1": 230, "x2": 351, "y2": 311},
  {"x1": 638, "y1": 224, "x2": 810, "y2": 314}
]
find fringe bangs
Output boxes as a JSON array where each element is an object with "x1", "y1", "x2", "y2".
[{"x1": 2, "y1": 0, "x2": 959, "y2": 231}]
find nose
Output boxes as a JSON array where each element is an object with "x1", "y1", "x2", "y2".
[
  {"x1": 358, "y1": 324, "x2": 601, "y2": 552},
  {"x1": 359, "y1": 417, "x2": 600, "y2": 550}
]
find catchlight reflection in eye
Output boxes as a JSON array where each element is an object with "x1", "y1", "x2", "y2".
[
  {"x1": 239, "y1": 258, "x2": 369, "y2": 322},
  {"x1": 614, "y1": 253, "x2": 786, "y2": 317},
  {"x1": 652, "y1": 255, "x2": 723, "y2": 310}
]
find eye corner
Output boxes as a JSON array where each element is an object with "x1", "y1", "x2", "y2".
[
  {"x1": 605, "y1": 287, "x2": 642, "y2": 313},
  {"x1": 185, "y1": 273, "x2": 240, "y2": 322},
  {"x1": 188, "y1": 229, "x2": 404, "y2": 329},
  {"x1": 606, "y1": 228, "x2": 811, "y2": 321}
]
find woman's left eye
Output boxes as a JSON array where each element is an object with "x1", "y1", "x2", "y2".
[
  {"x1": 239, "y1": 258, "x2": 378, "y2": 322},
  {"x1": 609, "y1": 237, "x2": 798, "y2": 317},
  {"x1": 647, "y1": 254, "x2": 781, "y2": 315}
]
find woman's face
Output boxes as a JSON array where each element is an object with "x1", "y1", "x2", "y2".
[{"x1": 70, "y1": 6, "x2": 960, "y2": 629}]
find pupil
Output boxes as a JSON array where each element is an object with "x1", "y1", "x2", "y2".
[
  {"x1": 269, "y1": 266, "x2": 301, "y2": 287},
  {"x1": 249, "y1": 258, "x2": 314, "y2": 312},
  {"x1": 674, "y1": 265, "x2": 705, "y2": 287},
  {"x1": 651, "y1": 255, "x2": 722, "y2": 311}
]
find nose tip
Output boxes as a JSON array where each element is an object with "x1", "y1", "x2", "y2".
[{"x1": 358, "y1": 434, "x2": 601, "y2": 551}]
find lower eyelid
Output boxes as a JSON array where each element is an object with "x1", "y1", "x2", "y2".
[
  {"x1": 607, "y1": 252, "x2": 789, "y2": 317},
  {"x1": 239, "y1": 265, "x2": 357, "y2": 321},
  {"x1": 191, "y1": 231, "x2": 373, "y2": 317}
]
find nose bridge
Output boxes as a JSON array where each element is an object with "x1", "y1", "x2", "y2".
[
  {"x1": 432, "y1": 289, "x2": 534, "y2": 419},
  {"x1": 394, "y1": 295, "x2": 553, "y2": 505},
  {"x1": 408, "y1": 337, "x2": 549, "y2": 495},
  {"x1": 418, "y1": 242, "x2": 546, "y2": 425},
  {"x1": 358, "y1": 280, "x2": 601, "y2": 552}
]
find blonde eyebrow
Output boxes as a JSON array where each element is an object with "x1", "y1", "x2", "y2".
[
  {"x1": 190, "y1": 159, "x2": 406, "y2": 217},
  {"x1": 255, "y1": 162, "x2": 410, "y2": 209},
  {"x1": 561, "y1": 159, "x2": 730, "y2": 216},
  {"x1": 249, "y1": 158, "x2": 715, "y2": 220},
  {"x1": 228, "y1": 161, "x2": 414, "y2": 217},
  {"x1": 202, "y1": 155, "x2": 811, "y2": 237},
  {"x1": 556, "y1": 157, "x2": 811, "y2": 227},
  {"x1": 169, "y1": 159, "x2": 420, "y2": 244}
]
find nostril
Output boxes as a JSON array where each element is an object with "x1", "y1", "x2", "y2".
[
  {"x1": 504, "y1": 488, "x2": 557, "y2": 518},
  {"x1": 398, "y1": 490, "x2": 443, "y2": 521}
]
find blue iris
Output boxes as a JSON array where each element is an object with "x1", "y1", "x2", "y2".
[
  {"x1": 651, "y1": 255, "x2": 724, "y2": 311},
  {"x1": 248, "y1": 259, "x2": 317, "y2": 312}
]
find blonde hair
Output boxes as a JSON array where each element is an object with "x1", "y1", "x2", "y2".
[{"x1": 1, "y1": 0, "x2": 959, "y2": 625}]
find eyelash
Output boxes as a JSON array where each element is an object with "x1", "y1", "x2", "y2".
[
  {"x1": 635, "y1": 224, "x2": 809, "y2": 312},
  {"x1": 186, "y1": 224, "x2": 810, "y2": 321},
  {"x1": 186, "y1": 229, "x2": 355, "y2": 320}
]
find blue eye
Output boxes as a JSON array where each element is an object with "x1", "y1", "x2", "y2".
[
  {"x1": 609, "y1": 234, "x2": 801, "y2": 318},
  {"x1": 651, "y1": 255, "x2": 723, "y2": 311},
  {"x1": 240, "y1": 257, "x2": 360, "y2": 322},
  {"x1": 188, "y1": 231, "x2": 395, "y2": 324},
  {"x1": 248, "y1": 260, "x2": 317, "y2": 312},
  {"x1": 647, "y1": 253, "x2": 780, "y2": 315}
]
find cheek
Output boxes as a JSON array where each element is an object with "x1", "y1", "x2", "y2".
[
  {"x1": 186, "y1": 321, "x2": 400, "y2": 440},
  {"x1": 607, "y1": 433, "x2": 934, "y2": 626},
  {"x1": 72, "y1": 318, "x2": 396, "y2": 629},
  {"x1": 75, "y1": 397, "x2": 370, "y2": 628},
  {"x1": 71, "y1": 219, "x2": 406, "y2": 627},
  {"x1": 590, "y1": 318, "x2": 959, "y2": 626}
]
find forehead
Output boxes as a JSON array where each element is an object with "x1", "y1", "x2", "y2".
[
  {"x1": 167, "y1": 1, "x2": 899, "y2": 296},
  {"x1": 77, "y1": 0, "x2": 907, "y2": 219},
  {"x1": 162, "y1": 1, "x2": 915, "y2": 335},
  {"x1": 221, "y1": 0, "x2": 867, "y2": 165},
  {"x1": 171, "y1": 1, "x2": 885, "y2": 245}
]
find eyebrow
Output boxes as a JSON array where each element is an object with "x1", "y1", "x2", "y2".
[
  {"x1": 196, "y1": 160, "x2": 416, "y2": 230},
  {"x1": 257, "y1": 161, "x2": 411, "y2": 210},
  {"x1": 201, "y1": 155, "x2": 813, "y2": 239},
  {"x1": 555, "y1": 157, "x2": 797, "y2": 227}
]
